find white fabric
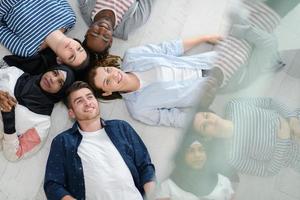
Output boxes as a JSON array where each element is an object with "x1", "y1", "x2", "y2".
[
  {"x1": 156, "y1": 174, "x2": 234, "y2": 200},
  {"x1": 133, "y1": 66, "x2": 203, "y2": 89},
  {"x1": 77, "y1": 128, "x2": 142, "y2": 200},
  {"x1": 0, "y1": 67, "x2": 51, "y2": 161}
]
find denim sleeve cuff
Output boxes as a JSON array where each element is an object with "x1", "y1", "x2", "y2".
[{"x1": 140, "y1": 164, "x2": 156, "y2": 186}]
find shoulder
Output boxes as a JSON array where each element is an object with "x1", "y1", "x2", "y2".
[{"x1": 51, "y1": 126, "x2": 78, "y2": 144}]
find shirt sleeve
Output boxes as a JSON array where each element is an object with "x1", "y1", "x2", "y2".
[
  {"x1": 122, "y1": 121, "x2": 156, "y2": 186},
  {"x1": 125, "y1": 39, "x2": 184, "y2": 56},
  {"x1": 228, "y1": 97, "x2": 292, "y2": 118},
  {"x1": 0, "y1": 26, "x2": 34, "y2": 56},
  {"x1": 56, "y1": 0, "x2": 74, "y2": 16},
  {"x1": 44, "y1": 136, "x2": 71, "y2": 200},
  {"x1": 129, "y1": 107, "x2": 188, "y2": 128},
  {"x1": 229, "y1": 138, "x2": 290, "y2": 176},
  {"x1": 1, "y1": 111, "x2": 51, "y2": 161}
]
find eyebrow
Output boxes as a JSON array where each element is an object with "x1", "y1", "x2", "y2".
[{"x1": 73, "y1": 92, "x2": 94, "y2": 103}]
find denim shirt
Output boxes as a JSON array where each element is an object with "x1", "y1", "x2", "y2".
[
  {"x1": 44, "y1": 119, "x2": 155, "y2": 200},
  {"x1": 121, "y1": 39, "x2": 218, "y2": 127}
]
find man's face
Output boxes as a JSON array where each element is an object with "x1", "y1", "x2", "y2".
[
  {"x1": 85, "y1": 19, "x2": 113, "y2": 53},
  {"x1": 56, "y1": 38, "x2": 87, "y2": 68},
  {"x1": 68, "y1": 88, "x2": 100, "y2": 121}
]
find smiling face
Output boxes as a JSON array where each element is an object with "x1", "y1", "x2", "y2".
[
  {"x1": 85, "y1": 19, "x2": 113, "y2": 53},
  {"x1": 193, "y1": 112, "x2": 229, "y2": 138},
  {"x1": 55, "y1": 38, "x2": 87, "y2": 68},
  {"x1": 68, "y1": 88, "x2": 100, "y2": 122},
  {"x1": 185, "y1": 142, "x2": 207, "y2": 170},
  {"x1": 40, "y1": 70, "x2": 66, "y2": 94},
  {"x1": 93, "y1": 66, "x2": 129, "y2": 96}
]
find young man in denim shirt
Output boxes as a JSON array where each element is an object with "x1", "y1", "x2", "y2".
[{"x1": 44, "y1": 81, "x2": 156, "y2": 200}]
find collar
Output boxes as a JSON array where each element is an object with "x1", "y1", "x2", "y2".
[{"x1": 71, "y1": 118, "x2": 106, "y2": 135}]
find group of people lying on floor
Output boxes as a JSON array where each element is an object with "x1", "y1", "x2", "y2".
[{"x1": 1, "y1": 0, "x2": 300, "y2": 199}]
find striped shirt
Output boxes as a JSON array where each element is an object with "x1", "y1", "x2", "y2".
[
  {"x1": 0, "y1": 0, "x2": 76, "y2": 57},
  {"x1": 213, "y1": 1, "x2": 281, "y2": 89},
  {"x1": 91, "y1": 0, "x2": 134, "y2": 28},
  {"x1": 225, "y1": 98, "x2": 300, "y2": 176}
]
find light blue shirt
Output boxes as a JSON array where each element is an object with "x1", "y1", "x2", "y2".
[{"x1": 121, "y1": 39, "x2": 217, "y2": 128}]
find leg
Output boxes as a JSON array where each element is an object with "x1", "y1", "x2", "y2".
[
  {"x1": 265, "y1": 0, "x2": 300, "y2": 18},
  {"x1": 114, "y1": 0, "x2": 154, "y2": 40}
]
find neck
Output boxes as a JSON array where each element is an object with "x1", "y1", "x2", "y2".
[
  {"x1": 94, "y1": 9, "x2": 115, "y2": 28},
  {"x1": 78, "y1": 117, "x2": 102, "y2": 132},
  {"x1": 124, "y1": 72, "x2": 140, "y2": 92},
  {"x1": 44, "y1": 30, "x2": 66, "y2": 54},
  {"x1": 221, "y1": 119, "x2": 234, "y2": 138}
]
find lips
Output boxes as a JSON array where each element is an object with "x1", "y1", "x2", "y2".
[{"x1": 43, "y1": 77, "x2": 51, "y2": 89}]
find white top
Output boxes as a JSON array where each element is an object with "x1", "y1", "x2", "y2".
[
  {"x1": 133, "y1": 66, "x2": 203, "y2": 89},
  {"x1": 156, "y1": 174, "x2": 234, "y2": 200},
  {"x1": 0, "y1": 66, "x2": 51, "y2": 161},
  {"x1": 77, "y1": 128, "x2": 143, "y2": 200}
]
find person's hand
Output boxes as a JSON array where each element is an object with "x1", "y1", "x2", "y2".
[
  {"x1": 277, "y1": 116, "x2": 291, "y2": 139},
  {"x1": 289, "y1": 117, "x2": 300, "y2": 140},
  {"x1": 203, "y1": 34, "x2": 223, "y2": 44},
  {"x1": 0, "y1": 90, "x2": 17, "y2": 112}
]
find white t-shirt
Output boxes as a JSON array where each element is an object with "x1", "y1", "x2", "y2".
[
  {"x1": 133, "y1": 66, "x2": 203, "y2": 89},
  {"x1": 77, "y1": 128, "x2": 143, "y2": 200},
  {"x1": 156, "y1": 174, "x2": 234, "y2": 200}
]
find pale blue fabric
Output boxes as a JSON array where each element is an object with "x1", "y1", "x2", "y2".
[{"x1": 121, "y1": 39, "x2": 218, "y2": 128}]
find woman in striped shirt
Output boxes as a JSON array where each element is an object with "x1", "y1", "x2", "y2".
[
  {"x1": 0, "y1": 0, "x2": 88, "y2": 69},
  {"x1": 193, "y1": 98, "x2": 300, "y2": 176}
]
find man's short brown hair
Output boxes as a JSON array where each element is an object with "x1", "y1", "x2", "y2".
[{"x1": 63, "y1": 81, "x2": 95, "y2": 108}]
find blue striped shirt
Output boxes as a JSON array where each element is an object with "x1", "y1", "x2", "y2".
[
  {"x1": 0, "y1": 0, "x2": 76, "y2": 57},
  {"x1": 225, "y1": 98, "x2": 300, "y2": 176}
]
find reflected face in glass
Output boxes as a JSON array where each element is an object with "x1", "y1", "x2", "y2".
[
  {"x1": 85, "y1": 19, "x2": 113, "y2": 53},
  {"x1": 194, "y1": 112, "x2": 227, "y2": 138},
  {"x1": 185, "y1": 142, "x2": 207, "y2": 170},
  {"x1": 40, "y1": 70, "x2": 66, "y2": 93}
]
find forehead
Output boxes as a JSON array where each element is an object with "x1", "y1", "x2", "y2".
[
  {"x1": 94, "y1": 67, "x2": 106, "y2": 88},
  {"x1": 70, "y1": 88, "x2": 93, "y2": 101}
]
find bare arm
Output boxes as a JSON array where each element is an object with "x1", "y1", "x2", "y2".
[
  {"x1": 183, "y1": 34, "x2": 222, "y2": 52},
  {"x1": 143, "y1": 181, "x2": 156, "y2": 199},
  {"x1": 61, "y1": 195, "x2": 76, "y2": 200}
]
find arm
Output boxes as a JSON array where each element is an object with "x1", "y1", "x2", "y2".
[
  {"x1": 183, "y1": 34, "x2": 222, "y2": 52},
  {"x1": 143, "y1": 181, "x2": 156, "y2": 200},
  {"x1": 44, "y1": 136, "x2": 72, "y2": 200},
  {"x1": 125, "y1": 39, "x2": 184, "y2": 56},
  {"x1": 130, "y1": 107, "x2": 188, "y2": 128},
  {"x1": 123, "y1": 121, "x2": 156, "y2": 193},
  {"x1": 1, "y1": 108, "x2": 51, "y2": 161},
  {"x1": 0, "y1": 26, "x2": 33, "y2": 56},
  {"x1": 56, "y1": 0, "x2": 74, "y2": 16},
  {"x1": 229, "y1": 97, "x2": 291, "y2": 118}
]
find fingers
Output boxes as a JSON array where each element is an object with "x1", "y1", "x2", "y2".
[{"x1": 0, "y1": 91, "x2": 17, "y2": 112}]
